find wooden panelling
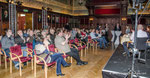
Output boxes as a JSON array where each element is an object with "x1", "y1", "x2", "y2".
[{"x1": 0, "y1": 7, "x2": 2, "y2": 35}]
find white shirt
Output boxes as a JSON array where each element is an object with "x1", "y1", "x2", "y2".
[{"x1": 130, "y1": 30, "x2": 148, "y2": 42}]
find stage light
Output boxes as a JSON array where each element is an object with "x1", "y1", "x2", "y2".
[
  {"x1": 89, "y1": 17, "x2": 94, "y2": 21},
  {"x1": 16, "y1": 1, "x2": 23, "y2": 6},
  {"x1": 121, "y1": 17, "x2": 127, "y2": 21}
]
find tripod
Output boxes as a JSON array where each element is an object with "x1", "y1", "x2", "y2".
[{"x1": 125, "y1": 0, "x2": 150, "y2": 78}]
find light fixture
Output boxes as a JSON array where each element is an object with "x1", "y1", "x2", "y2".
[
  {"x1": 20, "y1": 14, "x2": 25, "y2": 17},
  {"x1": 89, "y1": 17, "x2": 94, "y2": 21},
  {"x1": 78, "y1": 0, "x2": 84, "y2": 5},
  {"x1": 122, "y1": 17, "x2": 127, "y2": 21}
]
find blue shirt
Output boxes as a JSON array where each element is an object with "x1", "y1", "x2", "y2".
[{"x1": 90, "y1": 32, "x2": 97, "y2": 39}]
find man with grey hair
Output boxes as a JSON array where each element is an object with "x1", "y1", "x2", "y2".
[{"x1": 123, "y1": 24, "x2": 148, "y2": 57}]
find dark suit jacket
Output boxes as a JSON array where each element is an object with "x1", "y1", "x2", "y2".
[
  {"x1": 114, "y1": 26, "x2": 121, "y2": 31},
  {"x1": 15, "y1": 35, "x2": 26, "y2": 47}
]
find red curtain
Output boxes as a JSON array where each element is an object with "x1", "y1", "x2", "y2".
[
  {"x1": 94, "y1": 9, "x2": 120, "y2": 15},
  {"x1": 93, "y1": 0, "x2": 120, "y2": 3}
]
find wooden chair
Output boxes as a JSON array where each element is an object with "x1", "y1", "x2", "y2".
[
  {"x1": 26, "y1": 43, "x2": 34, "y2": 70},
  {"x1": 34, "y1": 49, "x2": 56, "y2": 78},
  {"x1": 87, "y1": 36, "x2": 95, "y2": 49},
  {"x1": 74, "y1": 38, "x2": 87, "y2": 56},
  {"x1": 69, "y1": 39, "x2": 83, "y2": 56},
  {"x1": 48, "y1": 44, "x2": 73, "y2": 63},
  {"x1": 9, "y1": 45, "x2": 33, "y2": 76},
  {"x1": 0, "y1": 42, "x2": 8, "y2": 69}
]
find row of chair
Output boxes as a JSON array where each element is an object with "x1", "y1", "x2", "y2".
[{"x1": 0, "y1": 36, "x2": 97, "y2": 78}]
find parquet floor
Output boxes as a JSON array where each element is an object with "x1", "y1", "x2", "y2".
[{"x1": 0, "y1": 47, "x2": 114, "y2": 78}]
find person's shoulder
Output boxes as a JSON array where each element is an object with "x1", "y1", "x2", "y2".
[
  {"x1": 15, "y1": 35, "x2": 20, "y2": 38},
  {"x1": 1, "y1": 36, "x2": 6, "y2": 40}
]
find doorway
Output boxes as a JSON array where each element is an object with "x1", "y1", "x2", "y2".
[{"x1": 17, "y1": 13, "x2": 33, "y2": 31}]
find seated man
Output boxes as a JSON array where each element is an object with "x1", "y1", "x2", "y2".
[
  {"x1": 123, "y1": 24, "x2": 148, "y2": 57},
  {"x1": 27, "y1": 30, "x2": 34, "y2": 43},
  {"x1": 55, "y1": 29, "x2": 88, "y2": 65},
  {"x1": 35, "y1": 37, "x2": 71, "y2": 76},
  {"x1": 90, "y1": 29, "x2": 107, "y2": 49},
  {"x1": 1, "y1": 29, "x2": 19, "y2": 69},
  {"x1": 15, "y1": 30, "x2": 27, "y2": 57}
]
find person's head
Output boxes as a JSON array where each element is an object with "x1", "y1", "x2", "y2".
[
  {"x1": 64, "y1": 29, "x2": 68, "y2": 34},
  {"x1": 147, "y1": 26, "x2": 150, "y2": 32},
  {"x1": 92, "y1": 29, "x2": 95, "y2": 32},
  {"x1": 41, "y1": 30, "x2": 46, "y2": 37},
  {"x1": 17, "y1": 30, "x2": 23, "y2": 37},
  {"x1": 6, "y1": 29, "x2": 12, "y2": 37},
  {"x1": 96, "y1": 30, "x2": 99, "y2": 34},
  {"x1": 56, "y1": 29, "x2": 63, "y2": 36},
  {"x1": 23, "y1": 30, "x2": 27, "y2": 33},
  {"x1": 126, "y1": 26, "x2": 129, "y2": 29},
  {"x1": 27, "y1": 29, "x2": 30, "y2": 34},
  {"x1": 117, "y1": 23, "x2": 119, "y2": 26},
  {"x1": 106, "y1": 24, "x2": 108, "y2": 27},
  {"x1": 138, "y1": 24, "x2": 144, "y2": 30},
  {"x1": 77, "y1": 29, "x2": 81, "y2": 33},
  {"x1": 29, "y1": 30, "x2": 33, "y2": 36},
  {"x1": 45, "y1": 34, "x2": 50, "y2": 40},
  {"x1": 50, "y1": 28, "x2": 55, "y2": 35}
]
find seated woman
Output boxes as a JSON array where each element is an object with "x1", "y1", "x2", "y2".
[{"x1": 35, "y1": 34, "x2": 71, "y2": 76}]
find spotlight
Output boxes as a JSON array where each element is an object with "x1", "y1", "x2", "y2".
[
  {"x1": 16, "y1": 1, "x2": 23, "y2": 6},
  {"x1": 42, "y1": 7, "x2": 46, "y2": 10}
]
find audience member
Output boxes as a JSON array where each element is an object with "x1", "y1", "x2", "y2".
[
  {"x1": 1, "y1": 29, "x2": 19, "y2": 69},
  {"x1": 55, "y1": 29, "x2": 88, "y2": 65},
  {"x1": 35, "y1": 39, "x2": 71, "y2": 76}
]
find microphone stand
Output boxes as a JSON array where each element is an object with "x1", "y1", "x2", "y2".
[
  {"x1": 125, "y1": 0, "x2": 150, "y2": 78},
  {"x1": 125, "y1": 8, "x2": 139, "y2": 78},
  {"x1": 130, "y1": 8, "x2": 138, "y2": 78}
]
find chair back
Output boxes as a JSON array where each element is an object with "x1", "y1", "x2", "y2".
[
  {"x1": 0, "y1": 42, "x2": 2, "y2": 49},
  {"x1": 26, "y1": 43, "x2": 33, "y2": 52},
  {"x1": 69, "y1": 39, "x2": 74, "y2": 44},
  {"x1": 48, "y1": 44, "x2": 55, "y2": 52},
  {"x1": 10, "y1": 45, "x2": 22, "y2": 58},
  {"x1": 81, "y1": 32, "x2": 86, "y2": 37},
  {"x1": 26, "y1": 43, "x2": 33, "y2": 49},
  {"x1": 88, "y1": 36, "x2": 92, "y2": 39},
  {"x1": 33, "y1": 50, "x2": 39, "y2": 61},
  {"x1": 136, "y1": 37, "x2": 148, "y2": 50},
  {"x1": 74, "y1": 38, "x2": 79, "y2": 43},
  {"x1": 88, "y1": 36, "x2": 93, "y2": 43}
]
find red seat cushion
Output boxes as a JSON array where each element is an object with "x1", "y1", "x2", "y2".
[
  {"x1": 26, "y1": 43, "x2": 33, "y2": 50},
  {"x1": 82, "y1": 45, "x2": 86, "y2": 48},
  {"x1": 37, "y1": 61, "x2": 56, "y2": 66},
  {"x1": 14, "y1": 57, "x2": 32, "y2": 62},
  {"x1": 69, "y1": 40, "x2": 74, "y2": 44},
  {"x1": 48, "y1": 45, "x2": 55, "y2": 52},
  {"x1": 78, "y1": 46, "x2": 82, "y2": 51}
]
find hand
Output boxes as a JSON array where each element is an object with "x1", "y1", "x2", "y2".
[
  {"x1": 14, "y1": 44, "x2": 17, "y2": 46},
  {"x1": 68, "y1": 33, "x2": 71, "y2": 38},
  {"x1": 27, "y1": 37, "x2": 30, "y2": 41},
  {"x1": 65, "y1": 34, "x2": 70, "y2": 39}
]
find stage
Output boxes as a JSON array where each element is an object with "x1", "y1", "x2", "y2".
[{"x1": 102, "y1": 45, "x2": 150, "y2": 78}]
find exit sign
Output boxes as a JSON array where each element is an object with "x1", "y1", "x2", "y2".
[{"x1": 23, "y1": 9, "x2": 28, "y2": 12}]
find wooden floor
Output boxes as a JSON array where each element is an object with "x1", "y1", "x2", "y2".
[{"x1": 0, "y1": 47, "x2": 114, "y2": 78}]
